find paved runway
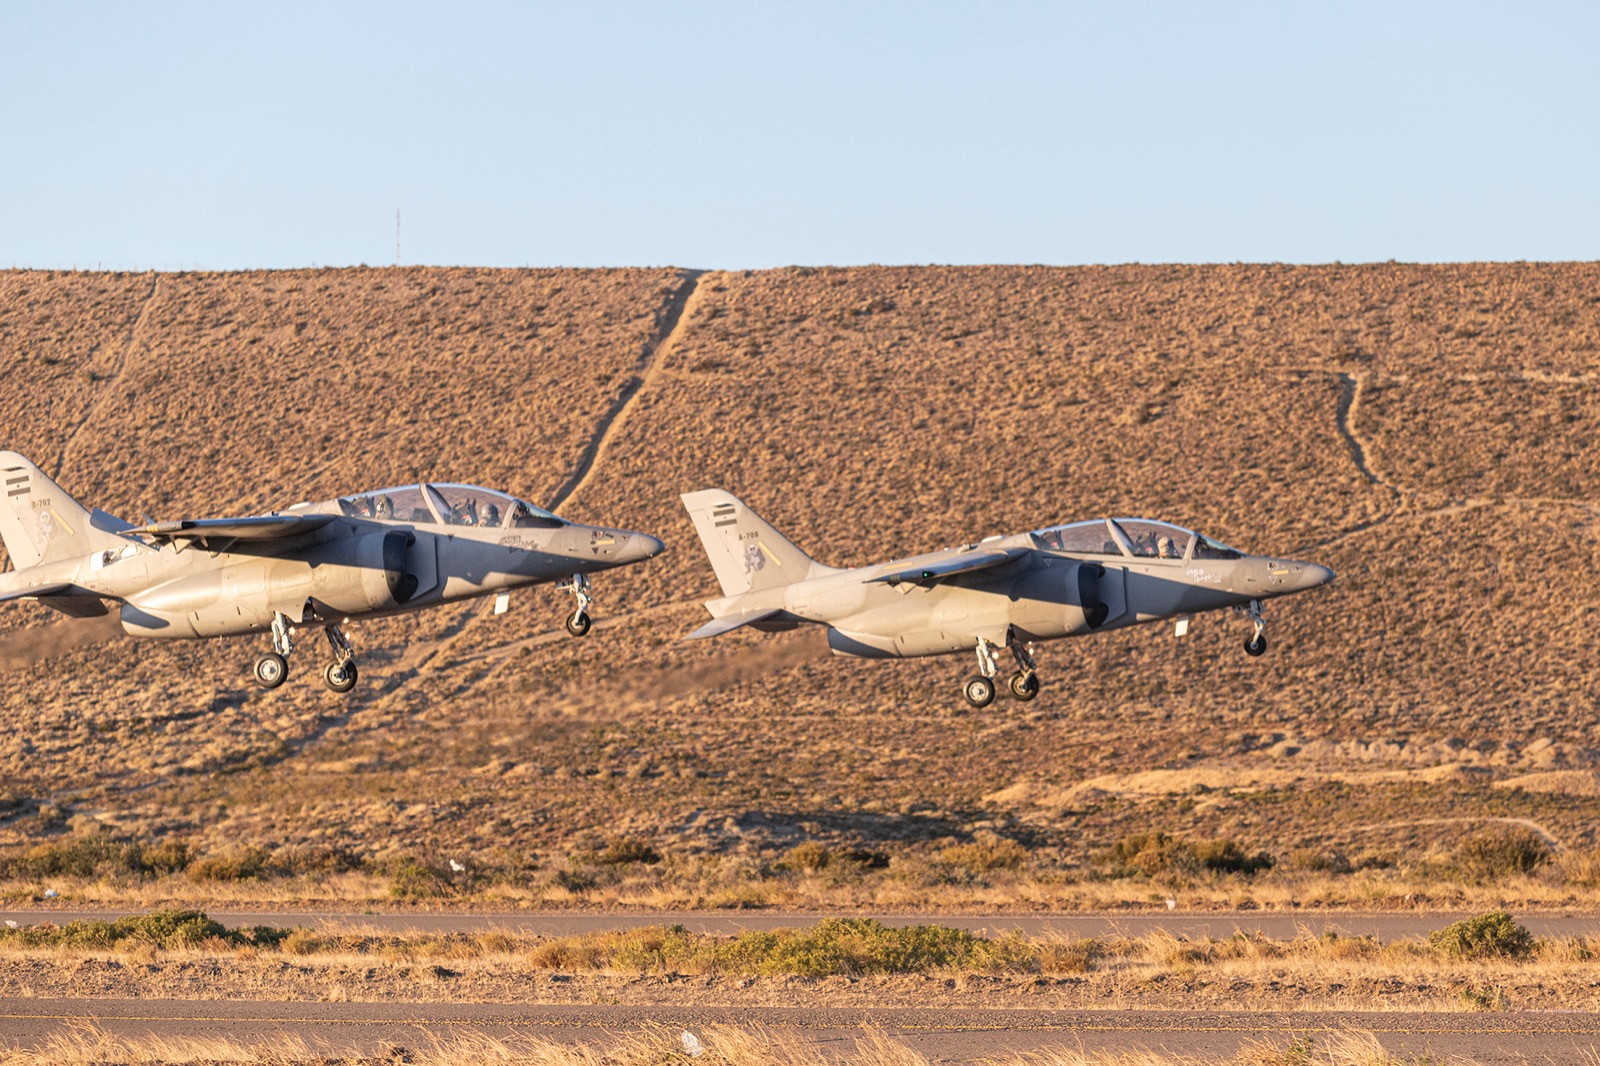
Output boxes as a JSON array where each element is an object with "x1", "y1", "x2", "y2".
[
  {"x1": 1, "y1": 999, "x2": 1597, "y2": 1062},
  {"x1": 5, "y1": 908, "x2": 1600, "y2": 939}
]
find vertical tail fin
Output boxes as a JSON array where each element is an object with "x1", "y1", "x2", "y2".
[
  {"x1": 0, "y1": 452, "x2": 112, "y2": 570},
  {"x1": 680, "y1": 488, "x2": 837, "y2": 597}
]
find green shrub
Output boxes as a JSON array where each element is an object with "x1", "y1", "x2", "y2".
[
  {"x1": 388, "y1": 861, "x2": 455, "y2": 900},
  {"x1": 0, "y1": 909, "x2": 289, "y2": 951},
  {"x1": 1454, "y1": 828, "x2": 1552, "y2": 880},
  {"x1": 1429, "y1": 911, "x2": 1535, "y2": 960}
]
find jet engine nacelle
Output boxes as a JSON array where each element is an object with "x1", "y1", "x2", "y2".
[
  {"x1": 304, "y1": 530, "x2": 419, "y2": 618},
  {"x1": 120, "y1": 531, "x2": 420, "y2": 639}
]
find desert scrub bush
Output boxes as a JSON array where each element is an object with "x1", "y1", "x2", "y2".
[
  {"x1": 1428, "y1": 911, "x2": 1534, "y2": 960},
  {"x1": 526, "y1": 919, "x2": 1038, "y2": 977},
  {"x1": 0, "y1": 909, "x2": 289, "y2": 952},
  {"x1": 777, "y1": 841, "x2": 832, "y2": 873},
  {"x1": 939, "y1": 831, "x2": 1029, "y2": 876},
  {"x1": 1, "y1": 834, "x2": 153, "y2": 880},
  {"x1": 387, "y1": 859, "x2": 459, "y2": 900},
  {"x1": 1100, "y1": 832, "x2": 1273, "y2": 880},
  {"x1": 1287, "y1": 848, "x2": 1353, "y2": 875},
  {"x1": 1553, "y1": 846, "x2": 1600, "y2": 887},
  {"x1": 592, "y1": 837, "x2": 662, "y2": 866},
  {"x1": 1453, "y1": 827, "x2": 1552, "y2": 880},
  {"x1": 186, "y1": 845, "x2": 272, "y2": 882}
]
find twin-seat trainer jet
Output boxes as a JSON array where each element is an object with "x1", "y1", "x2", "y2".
[
  {"x1": 0, "y1": 450, "x2": 1332, "y2": 702},
  {"x1": 680, "y1": 489, "x2": 1334, "y2": 706},
  {"x1": 0, "y1": 452, "x2": 663, "y2": 692}
]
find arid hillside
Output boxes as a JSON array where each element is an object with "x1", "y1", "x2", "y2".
[{"x1": 1, "y1": 263, "x2": 1597, "y2": 893}]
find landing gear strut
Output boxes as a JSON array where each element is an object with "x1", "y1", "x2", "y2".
[
  {"x1": 558, "y1": 573, "x2": 594, "y2": 636},
  {"x1": 1242, "y1": 599, "x2": 1268, "y2": 656},
  {"x1": 321, "y1": 623, "x2": 359, "y2": 693},
  {"x1": 252, "y1": 612, "x2": 293, "y2": 690},
  {"x1": 963, "y1": 638, "x2": 1000, "y2": 708},
  {"x1": 1007, "y1": 639, "x2": 1040, "y2": 701}
]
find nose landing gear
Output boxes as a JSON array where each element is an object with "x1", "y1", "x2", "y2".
[
  {"x1": 1242, "y1": 599, "x2": 1268, "y2": 656},
  {"x1": 558, "y1": 573, "x2": 594, "y2": 636}
]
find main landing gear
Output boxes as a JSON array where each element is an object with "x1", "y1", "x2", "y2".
[
  {"x1": 557, "y1": 573, "x2": 594, "y2": 637},
  {"x1": 251, "y1": 612, "x2": 361, "y2": 694},
  {"x1": 1241, "y1": 599, "x2": 1268, "y2": 657},
  {"x1": 962, "y1": 634, "x2": 1041, "y2": 708}
]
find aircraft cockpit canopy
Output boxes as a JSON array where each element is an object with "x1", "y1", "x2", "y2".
[
  {"x1": 337, "y1": 484, "x2": 564, "y2": 530},
  {"x1": 1032, "y1": 518, "x2": 1243, "y2": 560}
]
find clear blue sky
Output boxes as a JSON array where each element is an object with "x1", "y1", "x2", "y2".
[{"x1": 4, "y1": 2, "x2": 1596, "y2": 269}]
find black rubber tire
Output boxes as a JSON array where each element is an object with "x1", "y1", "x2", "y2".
[
  {"x1": 1008, "y1": 672, "x2": 1040, "y2": 701},
  {"x1": 565, "y1": 610, "x2": 593, "y2": 637},
  {"x1": 1244, "y1": 634, "x2": 1268, "y2": 657},
  {"x1": 253, "y1": 653, "x2": 288, "y2": 690},
  {"x1": 963, "y1": 676, "x2": 996, "y2": 708},
  {"x1": 323, "y1": 660, "x2": 358, "y2": 693}
]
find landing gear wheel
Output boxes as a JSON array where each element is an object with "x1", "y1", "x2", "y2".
[
  {"x1": 565, "y1": 610, "x2": 592, "y2": 637},
  {"x1": 322, "y1": 660, "x2": 358, "y2": 693},
  {"x1": 1244, "y1": 634, "x2": 1268, "y2": 657},
  {"x1": 253, "y1": 653, "x2": 288, "y2": 690},
  {"x1": 963, "y1": 676, "x2": 996, "y2": 708},
  {"x1": 1008, "y1": 672, "x2": 1040, "y2": 701}
]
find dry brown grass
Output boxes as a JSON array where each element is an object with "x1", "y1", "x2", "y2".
[
  {"x1": 1, "y1": 264, "x2": 1599, "y2": 906},
  {"x1": 0, "y1": 1024, "x2": 1486, "y2": 1066}
]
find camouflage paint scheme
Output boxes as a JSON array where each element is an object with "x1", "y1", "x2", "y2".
[
  {"x1": 0, "y1": 452, "x2": 664, "y2": 692},
  {"x1": 681, "y1": 489, "x2": 1333, "y2": 706}
]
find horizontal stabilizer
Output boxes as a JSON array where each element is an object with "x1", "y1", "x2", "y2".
[
  {"x1": 687, "y1": 609, "x2": 784, "y2": 640},
  {"x1": 867, "y1": 547, "x2": 1028, "y2": 589},
  {"x1": 129, "y1": 514, "x2": 335, "y2": 544}
]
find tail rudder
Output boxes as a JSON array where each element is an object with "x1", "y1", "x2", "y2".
[
  {"x1": 680, "y1": 488, "x2": 836, "y2": 597},
  {"x1": 0, "y1": 452, "x2": 113, "y2": 570}
]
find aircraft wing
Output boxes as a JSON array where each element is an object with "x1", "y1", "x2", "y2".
[
  {"x1": 128, "y1": 514, "x2": 336, "y2": 545},
  {"x1": 687, "y1": 609, "x2": 785, "y2": 640},
  {"x1": 0, "y1": 582, "x2": 72, "y2": 605},
  {"x1": 867, "y1": 547, "x2": 1030, "y2": 589}
]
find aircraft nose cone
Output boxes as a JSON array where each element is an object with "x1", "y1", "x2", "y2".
[
  {"x1": 621, "y1": 532, "x2": 666, "y2": 563},
  {"x1": 1293, "y1": 562, "x2": 1335, "y2": 591}
]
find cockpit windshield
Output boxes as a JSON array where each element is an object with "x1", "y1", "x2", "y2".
[
  {"x1": 338, "y1": 483, "x2": 563, "y2": 530},
  {"x1": 1034, "y1": 517, "x2": 1218, "y2": 560},
  {"x1": 1192, "y1": 532, "x2": 1242, "y2": 560},
  {"x1": 339, "y1": 486, "x2": 432, "y2": 523},
  {"x1": 427, "y1": 484, "x2": 515, "y2": 528},
  {"x1": 1032, "y1": 519, "x2": 1125, "y2": 555},
  {"x1": 1111, "y1": 519, "x2": 1195, "y2": 559}
]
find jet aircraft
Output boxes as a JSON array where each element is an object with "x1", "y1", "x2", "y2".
[
  {"x1": 681, "y1": 489, "x2": 1333, "y2": 706},
  {"x1": 0, "y1": 452, "x2": 665, "y2": 692}
]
